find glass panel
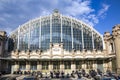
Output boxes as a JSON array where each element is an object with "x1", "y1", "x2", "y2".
[
  {"x1": 62, "y1": 18, "x2": 72, "y2": 51},
  {"x1": 83, "y1": 27, "x2": 93, "y2": 50},
  {"x1": 19, "y1": 25, "x2": 29, "y2": 50},
  {"x1": 30, "y1": 22, "x2": 39, "y2": 50},
  {"x1": 73, "y1": 26, "x2": 82, "y2": 51},
  {"x1": 19, "y1": 32, "x2": 29, "y2": 50},
  {"x1": 52, "y1": 17, "x2": 61, "y2": 43},
  {"x1": 41, "y1": 18, "x2": 50, "y2": 51}
]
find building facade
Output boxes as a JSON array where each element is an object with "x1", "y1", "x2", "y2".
[
  {"x1": 0, "y1": 10, "x2": 120, "y2": 74},
  {"x1": 0, "y1": 31, "x2": 7, "y2": 73}
]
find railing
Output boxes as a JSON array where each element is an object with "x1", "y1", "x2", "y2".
[{"x1": 9, "y1": 49, "x2": 115, "y2": 60}]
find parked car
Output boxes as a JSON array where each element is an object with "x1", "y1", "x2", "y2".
[{"x1": 23, "y1": 76, "x2": 37, "y2": 80}]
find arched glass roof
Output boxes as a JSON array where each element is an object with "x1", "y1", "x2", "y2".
[{"x1": 10, "y1": 10, "x2": 104, "y2": 51}]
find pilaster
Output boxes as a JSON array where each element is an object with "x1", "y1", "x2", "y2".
[
  {"x1": 37, "y1": 61, "x2": 42, "y2": 71},
  {"x1": 112, "y1": 24, "x2": 120, "y2": 74},
  {"x1": 15, "y1": 61, "x2": 19, "y2": 71},
  {"x1": 49, "y1": 61, "x2": 53, "y2": 71},
  {"x1": 26, "y1": 61, "x2": 30, "y2": 71},
  {"x1": 60, "y1": 60, "x2": 64, "y2": 71},
  {"x1": 103, "y1": 60, "x2": 108, "y2": 73},
  {"x1": 82, "y1": 61, "x2": 86, "y2": 69},
  {"x1": 71, "y1": 60, "x2": 76, "y2": 71},
  {"x1": 93, "y1": 60, "x2": 97, "y2": 70}
]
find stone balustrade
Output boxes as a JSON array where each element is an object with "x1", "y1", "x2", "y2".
[{"x1": 9, "y1": 49, "x2": 115, "y2": 60}]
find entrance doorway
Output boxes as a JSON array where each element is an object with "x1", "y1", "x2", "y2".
[
  {"x1": 97, "y1": 60, "x2": 103, "y2": 72},
  {"x1": 53, "y1": 61, "x2": 60, "y2": 71}
]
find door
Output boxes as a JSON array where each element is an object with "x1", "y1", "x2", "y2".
[
  {"x1": 97, "y1": 60, "x2": 103, "y2": 72},
  {"x1": 53, "y1": 61, "x2": 60, "y2": 71}
]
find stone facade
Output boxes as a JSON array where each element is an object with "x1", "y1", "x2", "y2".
[
  {"x1": 0, "y1": 40, "x2": 116, "y2": 74},
  {"x1": 103, "y1": 24, "x2": 120, "y2": 74},
  {"x1": 0, "y1": 25, "x2": 120, "y2": 74},
  {"x1": 0, "y1": 31, "x2": 7, "y2": 72},
  {"x1": 112, "y1": 25, "x2": 120, "y2": 74}
]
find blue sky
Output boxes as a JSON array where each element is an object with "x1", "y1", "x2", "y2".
[{"x1": 0, "y1": 0, "x2": 120, "y2": 35}]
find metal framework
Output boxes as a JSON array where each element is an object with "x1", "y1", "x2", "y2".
[{"x1": 10, "y1": 11, "x2": 104, "y2": 51}]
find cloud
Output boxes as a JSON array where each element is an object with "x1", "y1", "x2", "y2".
[
  {"x1": 0, "y1": 27, "x2": 13, "y2": 35},
  {"x1": 79, "y1": 14, "x2": 99, "y2": 26},
  {"x1": 65, "y1": 0, "x2": 94, "y2": 16},
  {"x1": 0, "y1": 0, "x2": 110, "y2": 34},
  {"x1": 98, "y1": 4, "x2": 110, "y2": 18}
]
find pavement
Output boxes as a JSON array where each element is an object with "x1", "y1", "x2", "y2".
[
  {"x1": 0, "y1": 74, "x2": 19, "y2": 80},
  {"x1": 0, "y1": 74, "x2": 93, "y2": 80},
  {"x1": 1, "y1": 74, "x2": 116, "y2": 80}
]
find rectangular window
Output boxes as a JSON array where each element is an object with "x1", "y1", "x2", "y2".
[
  {"x1": 64, "y1": 61, "x2": 71, "y2": 69},
  {"x1": 86, "y1": 61, "x2": 93, "y2": 69},
  {"x1": 76, "y1": 61, "x2": 82, "y2": 69},
  {"x1": 30, "y1": 62, "x2": 37, "y2": 70},
  {"x1": 42, "y1": 61, "x2": 49, "y2": 70},
  {"x1": 53, "y1": 61, "x2": 60, "y2": 70},
  {"x1": 19, "y1": 62, "x2": 26, "y2": 70}
]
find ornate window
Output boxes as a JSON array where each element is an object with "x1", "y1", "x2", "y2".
[
  {"x1": 86, "y1": 61, "x2": 93, "y2": 69},
  {"x1": 64, "y1": 61, "x2": 71, "y2": 69},
  {"x1": 53, "y1": 61, "x2": 60, "y2": 70},
  {"x1": 42, "y1": 61, "x2": 49, "y2": 70},
  {"x1": 76, "y1": 61, "x2": 82, "y2": 69},
  {"x1": 30, "y1": 62, "x2": 37, "y2": 70},
  {"x1": 19, "y1": 61, "x2": 26, "y2": 70}
]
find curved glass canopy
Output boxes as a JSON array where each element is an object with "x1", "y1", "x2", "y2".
[{"x1": 10, "y1": 10, "x2": 103, "y2": 51}]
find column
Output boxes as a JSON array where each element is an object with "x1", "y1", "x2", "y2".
[
  {"x1": 37, "y1": 61, "x2": 42, "y2": 71},
  {"x1": 28, "y1": 21, "x2": 31, "y2": 49},
  {"x1": 11, "y1": 62, "x2": 14, "y2": 74},
  {"x1": 17, "y1": 25, "x2": 20, "y2": 50},
  {"x1": 49, "y1": 61, "x2": 53, "y2": 71},
  {"x1": 92, "y1": 31, "x2": 94, "y2": 49},
  {"x1": 82, "y1": 60, "x2": 86, "y2": 69},
  {"x1": 93, "y1": 60, "x2": 97, "y2": 70},
  {"x1": 71, "y1": 60, "x2": 76, "y2": 71},
  {"x1": 108, "y1": 59, "x2": 112, "y2": 71},
  {"x1": 26, "y1": 61, "x2": 30, "y2": 71},
  {"x1": 50, "y1": 15, "x2": 52, "y2": 42},
  {"x1": 17, "y1": 62, "x2": 19, "y2": 71},
  {"x1": 103, "y1": 60, "x2": 107, "y2": 73},
  {"x1": 39, "y1": 17, "x2": 41, "y2": 48},
  {"x1": 112, "y1": 25, "x2": 120, "y2": 74},
  {"x1": 60, "y1": 60, "x2": 64, "y2": 71},
  {"x1": 15, "y1": 61, "x2": 19, "y2": 71},
  {"x1": 61, "y1": 14, "x2": 63, "y2": 42},
  {"x1": 81, "y1": 24, "x2": 84, "y2": 49},
  {"x1": 71, "y1": 18, "x2": 73, "y2": 49}
]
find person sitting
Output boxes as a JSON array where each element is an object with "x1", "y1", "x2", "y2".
[
  {"x1": 66, "y1": 73, "x2": 70, "y2": 78},
  {"x1": 50, "y1": 71, "x2": 53, "y2": 78},
  {"x1": 97, "y1": 69, "x2": 102, "y2": 76},
  {"x1": 71, "y1": 70, "x2": 75, "y2": 78},
  {"x1": 81, "y1": 69, "x2": 86, "y2": 77},
  {"x1": 61, "y1": 71, "x2": 64, "y2": 78}
]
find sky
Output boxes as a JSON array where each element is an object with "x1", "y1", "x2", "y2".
[{"x1": 0, "y1": 0, "x2": 120, "y2": 35}]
